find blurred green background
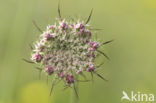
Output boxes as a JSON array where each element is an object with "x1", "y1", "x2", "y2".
[{"x1": 0, "y1": 0, "x2": 156, "y2": 103}]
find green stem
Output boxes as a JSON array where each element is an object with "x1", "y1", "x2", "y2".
[{"x1": 70, "y1": 76, "x2": 79, "y2": 103}]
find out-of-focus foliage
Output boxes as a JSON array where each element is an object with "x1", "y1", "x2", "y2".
[{"x1": 18, "y1": 82, "x2": 54, "y2": 103}]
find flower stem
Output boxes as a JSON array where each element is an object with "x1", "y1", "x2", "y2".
[{"x1": 71, "y1": 77, "x2": 79, "y2": 103}]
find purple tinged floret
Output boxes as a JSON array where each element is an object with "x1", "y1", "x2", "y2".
[
  {"x1": 60, "y1": 22, "x2": 68, "y2": 30},
  {"x1": 89, "y1": 42, "x2": 98, "y2": 48},
  {"x1": 93, "y1": 42, "x2": 99, "y2": 49},
  {"x1": 49, "y1": 25, "x2": 55, "y2": 29},
  {"x1": 66, "y1": 74, "x2": 74, "y2": 84},
  {"x1": 76, "y1": 23, "x2": 85, "y2": 32},
  {"x1": 32, "y1": 53, "x2": 43, "y2": 62},
  {"x1": 46, "y1": 66, "x2": 54, "y2": 75},
  {"x1": 76, "y1": 23, "x2": 85, "y2": 29},
  {"x1": 89, "y1": 41, "x2": 99, "y2": 51},
  {"x1": 88, "y1": 65, "x2": 95, "y2": 72},
  {"x1": 44, "y1": 33, "x2": 53, "y2": 41}
]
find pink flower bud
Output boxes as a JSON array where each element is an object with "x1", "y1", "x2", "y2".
[
  {"x1": 46, "y1": 66, "x2": 54, "y2": 75},
  {"x1": 49, "y1": 25, "x2": 54, "y2": 29},
  {"x1": 76, "y1": 23, "x2": 85, "y2": 30},
  {"x1": 66, "y1": 74, "x2": 74, "y2": 83},
  {"x1": 76, "y1": 23, "x2": 85, "y2": 33},
  {"x1": 93, "y1": 43, "x2": 99, "y2": 49},
  {"x1": 32, "y1": 53, "x2": 43, "y2": 62},
  {"x1": 44, "y1": 33, "x2": 53, "y2": 41},
  {"x1": 89, "y1": 42, "x2": 94, "y2": 46},
  {"x1": 88, "y1": 65, "x2": 95, "y2": 72},
  {"x1": 60, "y1": 22, "x2": 68, "y2": 30},
  {"x1": 89, "y1": 42, "x2": 99, "y2": 50}
]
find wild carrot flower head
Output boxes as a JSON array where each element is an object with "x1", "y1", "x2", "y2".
[
  {"x1": 24, "y1": 6, "x2": 113, "y2": 97},
  {"x1": 31, "y1": 19, "x2": 100, "y2": 82}
]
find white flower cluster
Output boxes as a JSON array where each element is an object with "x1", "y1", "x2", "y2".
[{"x1": 31, "y1": 19, "x2": 100, "y2": 84}]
